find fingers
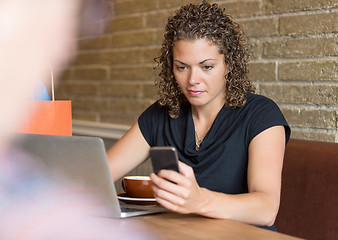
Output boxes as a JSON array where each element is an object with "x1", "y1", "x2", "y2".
[
  {"x1": 154, "y1": 194, "x2": 189, "y2": 214},
  {"x1": 149, "y1": 162, "x2": 199, "y2": 214},
  {"x1": 158, "y1": 168, "x2": 192, "y2": 189},
  {"x1": 150, "y1": 172, "x2": 185, "y2": 196},
  {"x1": 150, "y1": 173, "x2": 189, "y2": 213},
  {"x1": 178, "y1": 161, "x2": 194, "y2": 177},
  {"x1": 150, "y1": 162, "x2": 195, "y2": 195},
  {"x1": 150, "y1": 172, "x2": 187, "y2": 200}
]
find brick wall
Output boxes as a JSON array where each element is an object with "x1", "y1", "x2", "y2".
[{"x1": 57, "y1": 0, "x2": 338, "y2": 143}]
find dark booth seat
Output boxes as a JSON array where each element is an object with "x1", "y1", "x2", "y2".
[{"x1": 275, "y1": 139, "x2": 338, "y2": 240}]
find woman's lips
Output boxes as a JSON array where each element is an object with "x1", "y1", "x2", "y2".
[{"x1": 188, "y1": 90, "x2": 204, "y2": 96}]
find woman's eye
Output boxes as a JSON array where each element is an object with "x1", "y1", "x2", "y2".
[
  {"x1": 203, "y1": 65, "x2": 213, "y2": 70},
  {"x1": 175, "y1": 66, "x2": 186, "y2": 71}
]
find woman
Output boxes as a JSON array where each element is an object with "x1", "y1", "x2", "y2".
[{"x1": 108, "y1": 1, "x2": 290, "y2": 230}]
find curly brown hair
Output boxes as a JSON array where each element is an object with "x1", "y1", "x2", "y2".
[{"x1": 155, "y1": 1, "x2": 255, "y2": 118}]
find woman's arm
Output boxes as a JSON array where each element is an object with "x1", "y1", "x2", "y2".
[
  {"x1": 107, "y1": 121, "x2": 150, "y2": 181},
  {"x1": 150, "y1": 125, "x2": 286, "y2": 226}
]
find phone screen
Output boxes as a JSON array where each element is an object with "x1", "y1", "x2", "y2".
[{"x1": 149, "y1": 146, "x2": 180, "y2": 174}]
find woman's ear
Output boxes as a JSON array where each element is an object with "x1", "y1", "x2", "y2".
[
  {"x1": 224, "y1": 68, "x2": 231, "y2": 82},
  {"x1": 224, "y1": 62, "x2": 232, "y2": 78}
]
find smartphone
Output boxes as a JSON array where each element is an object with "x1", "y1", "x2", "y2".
[{"x1": 149, "y1": 146, "x2": 180, "y2": 174}]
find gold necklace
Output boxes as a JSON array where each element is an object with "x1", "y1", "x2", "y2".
[
  {"x1": 195, "y1": 130, "x2": 202, "y2": 150},
  {"x1": 192, "y1": 113, "x2": 203, "y2": 151}
]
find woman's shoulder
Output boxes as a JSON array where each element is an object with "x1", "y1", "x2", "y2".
[
  {"x1": 142, "y1": 101, "x2": 190, "y2": 118},
  {"x1": 244, "y1": 93, "x2": 280, "y2": 109},
  {"x1": 139, "y1": 101, "x2": 169, "y2": 122},
  {"x1": 243, "y1": 93, "x2": 290, "y2": 144},
  {"x1": 245, "y1": 93, "x2": 275, "y2": 104},
  {"x1": 241, "y1": 93, "x2": 285, "y2": 119},
  {"x1": 144, "y1": 101, "x2": 168, "y2": 114}
]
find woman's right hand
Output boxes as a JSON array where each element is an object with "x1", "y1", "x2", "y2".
[{"x1": 150, "y1": 161, "x2": 209, "y2": 215}]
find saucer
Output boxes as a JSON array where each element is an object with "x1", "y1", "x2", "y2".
[{"x1": 117, "y1": 193, "x2": 157, "y2": 205}]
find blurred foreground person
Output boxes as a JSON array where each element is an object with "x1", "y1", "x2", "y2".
[{"x1": 0, "y1": 1, "x2": 152, "y2": 239}]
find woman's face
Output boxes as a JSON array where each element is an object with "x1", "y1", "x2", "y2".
[{"x1": 172, "y1": 39, "x2": 229, "y2": 110}]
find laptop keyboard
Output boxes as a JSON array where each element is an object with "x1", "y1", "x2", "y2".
[{"x1": 121, "y1": 207, "x2": 144, "y2": 212}]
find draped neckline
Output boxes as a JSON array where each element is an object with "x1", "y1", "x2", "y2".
[{"x1": 184, "y1": 104, "x2": 231, "y2": 157}]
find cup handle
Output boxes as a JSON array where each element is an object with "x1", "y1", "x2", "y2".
[{"x1": 121, "y1": 179, "x2": 126, "y2": 192}]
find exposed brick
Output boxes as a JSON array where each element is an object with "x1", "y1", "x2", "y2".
[
  {"x1": 238, "y1": 17, "x2": 278, "y2": 37},
  {"x1": 72, "y1": 97, "x2": 110, "y2": 111},
  {"x1": 159, "y1": 0, "x2": 201, "y2": 9},
  {"x1": 100, "y1": 47, "x2": 159, "y2": 65},
  {"x1": 290, "y1": 129, "x2": 336, "y2": 143},
  {"x1": 107, "y1": 98, "x2": 151, "y2": 113},
  {"x1": 114, "y1": 0, "x2": 158, "y2": 15},
  {"x1": 336, "y1": 109, "x2": 338, "y2": 129},
  {"x1": 144, "y1": 47, "x2": 161, "y2": 63},
  {"x1": 72, "y1": 52, "x2": 104, "y2": 66},
  {"x1": 219, "y1": 0, "x2": 261, "y2": 18},
  {"x1": 61, "y1": 0, "x2": 337, "y2": 143},
  {"x1": 247, "y1": 40, "x2": 261, "y2": 60},
  {"x1": 79, "y1": 35, "x2": 111, "y2": 50},
  {"x1": 281, "y1": 107, "x2": 336, "y2": 129},
  {"x1": 78, "y1": 18, "x2": 109, "y2": 39},
  {"x1": 110, "y1": 30, "x2": 157, "y2": 47},
  {"x1": 264, "y1": 0, "x2": 337, "y2": 14},
  {"x1": 73, "y1": 68, "x2": 108, "y2": 81},
  {"x1": 72, "y1": 110, "x2": 98, "y2": 122},
  {"x1": 143, "y1": 83, "x2": 157, "y2": 99},
  {"x1": 260, "y1": 83, "x2": 337, "y2": 105},
  {"x1": 58, "y1": 69, "x2": 72, "y2": 81},
  {"x1": 56, "y1": 82, "x2": 99, "y2": 96},
  {"x1": 100, "y1": 82, "x2": 143, "y2": 97},
  {"x1": 154, "y1": 29, "x2": 165, "y2": 45},
  {"x1": 100, "y1": 112, "x2": 139, "y2": 125},
  {"x1": 146, "y1": 10, "x2": 171, "y2": 28},
  {"x1": 110, "y1": 65, "x2": 156, "y2": 81},
  {"x1": 280, "y1": 11, "x2": 338, "y2": 36},
  {"x1": 100, "y1": 49, "x2": 141, "y2": 65},
  {"x1": 53, "y1": 93, "x2": 70, "y2": 101},
  {"x1": 279, "y1": 60, "x2": 338, "y2": 81},
  {"x1": 248, "y1": 62, "x2": 276, "y2": 81},
  {"x1": 106, "y1": 15, "x2": 144, "y2": 32},
  {"x1": 263, "y1": 37, "x2": 337, "y2": 58}
]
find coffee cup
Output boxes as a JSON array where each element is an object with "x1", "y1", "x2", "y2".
[{"x1": 121, "y1": 176, "x2": 153, "y2": 198}]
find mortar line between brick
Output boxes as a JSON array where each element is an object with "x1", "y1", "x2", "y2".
[
  {"x1": 247, "y1": 32, "x2": 337, "y2": 41},
  {"x1": 235, "y1": 8, "x2": 338, "y2": 21},
  {"x1": 279, "y1": 103, "x2": 338, "y2": 110},
  {"x1": 275, "y1": 61, "x2": 279, "y2": 82},
  {"x1": 290, "y1": 126, "x2": 337, "y2": 133}
]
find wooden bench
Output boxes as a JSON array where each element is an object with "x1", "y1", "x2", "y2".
[{"x1": 275, "y1": 139, "x2": 338, "y2": 240}]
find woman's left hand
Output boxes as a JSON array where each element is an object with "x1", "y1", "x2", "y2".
[{"x1": 150, "y1": 161, "x2": 207, "y2": 214}]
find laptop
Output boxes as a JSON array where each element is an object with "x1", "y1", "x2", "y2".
[{"x1": 13, "y1": 133, "x2": 166, "y2": 218}]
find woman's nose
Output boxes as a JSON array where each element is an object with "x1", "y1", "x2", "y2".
[{"x1": 188, "y1": 68, "x2": 200, "y2": 85}]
